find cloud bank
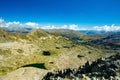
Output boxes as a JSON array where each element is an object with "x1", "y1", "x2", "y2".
[
  {"x1": 93, "y1": 24, "x2": 120, "y2": 31},
  {"x1": 0, "y1": 18, "x2": 120, "y2": 31},
  {"x1": 0, "y1": 18, "x2": 85, "y2": 30}
]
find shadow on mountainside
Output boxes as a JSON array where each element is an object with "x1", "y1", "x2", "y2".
[{"x1": 21, "y1": 63, "x2": 46, "y2": 69}]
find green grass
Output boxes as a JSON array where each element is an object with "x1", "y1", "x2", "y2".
[{"x1": 0, "y1": 49, "x2": 11, "y2": 57}]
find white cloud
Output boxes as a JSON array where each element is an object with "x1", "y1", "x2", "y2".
[
  {"x1": 0, "y1": 18, "x2": 120, "y2": 31},
  {"x1": 69, "y1": 24, "x2": 80, "y2": 30},
  {"x1": 0, "y1": 19, "x2": 40, "y2": 28},
  {"x1": 25, "y1": 22, "x2": 39, "y2": 28},
  {"x1": 3, "y1": 22, "x2": 21, "y2": 28},
  {"x1": 41, "y1": 24, "x2": 86, "y2": 30},
  {"x1": 0, "y1": 19, "x2": 4, "y2": 23},
  {"x1": 12, "y1": 21, "x2": 20, "y2": 25},
  {"x1": 93, "y1": 24, "x2": 120, "y2": 31},
  {"x1": 0, "y1": 18, "x2": 22, "y2": 28},
  {"x1": 0, "y1": 18, "x2": 89, "y2": 30},
  {"x1": 59, "y1": 25, "x2": 68, "y2": 29}
]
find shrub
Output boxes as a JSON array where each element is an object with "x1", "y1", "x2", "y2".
[
  {"x1": 63, "y1": 46, "x2": 70, "y2": 48},
  {"x1": 88, "y1": 51, "x2": 92, "y2": 54},
  {"x1": 77, "y1": 54, "x2": 84, "y2": 58},
  {"x1": 49, "y1": 62, "x2": 54, "y2": 64},
  {"x1": 56, "y1": 47, "x2": 60, "y2": 49},
  {"x1": 17, "y1": 49, "x2": 23, "y2": 53},
  {"x1": 42, "y1": 51, "x2": 51, "y2": 56}
]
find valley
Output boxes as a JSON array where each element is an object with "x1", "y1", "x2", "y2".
[{"x1": 0, "y1": 28, "x2": 119, "y2": 80}]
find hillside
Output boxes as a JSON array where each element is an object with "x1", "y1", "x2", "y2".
[
  {"x1": 0, "y1": 28, "x2": 103, "y2": 78},
  {"x1": 81, "y1": 32, "x2": 120, "y2": 57}
]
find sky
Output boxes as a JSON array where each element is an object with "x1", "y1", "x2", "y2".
[{"x1": 0, "y1": 0, "x2": 120, "y2": 30}]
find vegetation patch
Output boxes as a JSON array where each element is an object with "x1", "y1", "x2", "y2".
[
  {"x1": 63, "y1": 46, "x2": 70, "y2": 48},
  {"x1": 17, "y1": 49, "x2": 24, "y2": 53},
  {"x1": 49, "y1": 62, "x2": 54, "y2": 64},
  {"x1": 0, "y1": 67, "x2": 14, "y2": 75},
  {"x1": 56, "y1": 47, "x2": 60, "y2": 49},
  {"x1": 88, "y1": 51, "x2": 92, "y2": 54},
  {"x1": 77, "y1": 54, "x2": 84, "y2": 58},
  {"x1": 42, "y1": 51, "x2": 51, "y2": 56},
  {"x1": 0, "y1": 49, "x2": 11, "y2": 56}
]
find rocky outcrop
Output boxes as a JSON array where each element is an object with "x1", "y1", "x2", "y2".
[
  {"x1": 1, "y1": 67, "x2": 48, "y2": 80},
  {"x1": 42, "y1": 54, "x2": 120, "y2": 80}
]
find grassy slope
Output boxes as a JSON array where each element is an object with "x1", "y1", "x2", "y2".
[{"x1": 0, "y1": 29, "x2": 102, "y2": 76}]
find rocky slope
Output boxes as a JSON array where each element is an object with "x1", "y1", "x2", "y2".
[
  {"x1": 1, "y1": 67, "x2": 48, "y2": 80},
  {"x1": 0, "y1": 28, "x2": 103, "y2": 78},
  {"x1": 42, "y1": 54, "x2": 120, "y2": 80}
]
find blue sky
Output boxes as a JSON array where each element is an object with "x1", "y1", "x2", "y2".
[{"x1": 0, "y1": 0, "x2": 120, "y2": 29}]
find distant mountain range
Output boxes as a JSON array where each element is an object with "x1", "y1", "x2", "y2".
[{"x1": 2, "y1": 27, "x2": 120, "y2": 35}]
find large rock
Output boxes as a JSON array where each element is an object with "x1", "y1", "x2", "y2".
[{"x1": 1, "y1": 67, "x2": 48, "y2": 80}]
